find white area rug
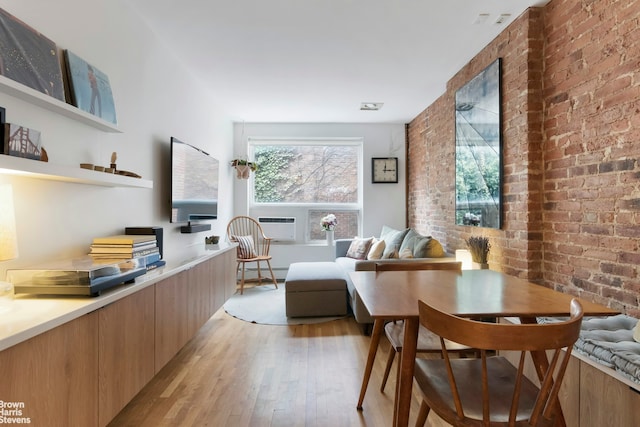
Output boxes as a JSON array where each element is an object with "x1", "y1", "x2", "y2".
[{"x1": 223, "y1": 284, "x2": 348, "y2": 325}]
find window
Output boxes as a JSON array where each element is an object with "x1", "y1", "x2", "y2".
[{"x1": 249, "y1": 138, "x2": 362, "y2": 241}]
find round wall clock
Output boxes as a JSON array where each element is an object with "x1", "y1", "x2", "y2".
[{"x1": 371, "y1": 157, "x2": 398, "y2": 183}]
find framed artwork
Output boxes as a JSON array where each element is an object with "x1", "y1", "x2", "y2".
[
  {"x1": 64, "y1": 50, "x2": 117, "y2": 124},
  {"x1": 0, "y1": 8, "x2": 66, "y2": 101},
  {"x1": 2, "y1": 123, "x2": 42, "y2": 160},
  {"x1": 372, "y1": 157, "x2": 398, "y2": 183},
  {"x1": 455, "y1": 58, "x2": 502, "y2": 229}
]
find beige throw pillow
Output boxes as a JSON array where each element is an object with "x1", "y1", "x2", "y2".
[
  {"x1": 346, "y1": 237, "x2": 374, "y2": 260},
  {"x1": 367, "y1": 238, "x2": 386, "y2": 260},
  {"x1": 634, "y1": 321, "x2": 640, "y2": 343}
]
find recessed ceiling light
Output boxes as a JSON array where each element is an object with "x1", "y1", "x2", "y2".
[
  {"x1": 360, "y1": 102, "x2": 384, "y2": 111},
  {"x1": 495, "y1": 13, "x2": 511, "y2": 24},
  {"x1": 473, "y1": 13, "x2": 490, "y2": 24}
]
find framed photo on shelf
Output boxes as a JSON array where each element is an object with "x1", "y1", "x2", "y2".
[
  {"x1": 0, "y1": 7, "x2": 66, "y2": 101},
  {"x1": 64, "y1": 50, "x2": 117, "y2": 125}
]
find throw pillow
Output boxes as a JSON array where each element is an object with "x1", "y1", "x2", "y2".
[
  {"x1": 367, "y1": 238, "x2": 386, "y2": 260},
  {"x1": 346, "y1": 237, "x2": 374, "y2": 260},
  {"x1": 634, "y1": 321, "x2": 640, "y2": 343},
  {"x1": 423, "y1": 238, "x2": 446, "y2": 258},
  {"x1": 400, "y1": 229, "x2": 432, "y2": 258},
  {"x1": 380, "y1": 225, "x2": 410, "y2": 259},
  {"x1": 399, "y1": 248, "x2": 414, "y2": 259},
  {"x1": 234, "y1": 235, "x2": 257, "y2": 259}
]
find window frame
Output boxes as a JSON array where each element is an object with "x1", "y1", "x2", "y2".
[{"x1": 247, "y1": 137, "x2": 364, "y2": 242}]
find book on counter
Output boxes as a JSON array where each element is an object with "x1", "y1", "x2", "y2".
[
  {"x1": 146, "y1": 259, "x2": 166, "y2": 271},
  {"x1": 92, "y1": 234, "x2": 156, "y2": 245},
  {"x1": 89, "y1": 233, "x2": 164, "y2": 271},
  {"x1": 90, "y1": 251, "x2": 161, "y2": 265},
  {"x1": 90, "y1": 244, "x2": 159, "y2": 256}
]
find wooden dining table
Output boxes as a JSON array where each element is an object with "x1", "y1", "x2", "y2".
[{"x1": 350, "y1": 269, "x2": 619, "y2": 427}]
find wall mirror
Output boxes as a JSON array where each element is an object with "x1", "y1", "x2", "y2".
[{"x1": 455, "y1": 58, "x2": 502, "y2": 228}]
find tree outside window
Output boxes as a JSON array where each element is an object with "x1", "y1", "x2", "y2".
[{"x1": 250, "y1": 140, "x2": 361, "y2": 240}]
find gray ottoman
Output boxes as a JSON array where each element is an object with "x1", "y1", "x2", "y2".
[{"x1": 285, "y1": 262, "x2": 348, "y2": 317}]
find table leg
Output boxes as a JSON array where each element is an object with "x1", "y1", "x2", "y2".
[
  {"x1": 520, "y1": 317, "x2": 566, "y2": 427},
  {"x1": 357, "y1": 319, "x2": 385, "y2": 410},
  {"x1": 395, "y1": 317, "x2": 419, "y2": 427}
]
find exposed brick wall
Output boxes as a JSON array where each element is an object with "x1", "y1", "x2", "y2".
[
  {"x1": 542, "y1": 0, "x2": 640, "y2": 316},
  {"x1": 407, "y1": 8, "x2": 545, "y2": 282},
  {"x1": 407, "y1": 1, "x2": 640, "y2": 316}
]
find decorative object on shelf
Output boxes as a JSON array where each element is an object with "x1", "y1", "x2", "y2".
[
  {"x1": 116, "y1": 170, "x2": 142, "y2": 178},
  {"x1": 321, "y1": 214, "x2": 337, "y2": 246},
  {"x1": 1, "y1": 123, "x2": 42, "y2": 160},
  {"x1": 64, "y1": 50, "x2": 117, "y2": 124},
  {"x1": 465, "y1": 236, "x2": 490, "y2": 269},
  {"x1": 205, "y1": 235, "x2": 220, "y2": 245},
  {"x1": 372, "y1": 157, "x2": 398, "y2": 183},
  {"x1": 0, "y1": 184, "x2": 18, "y2": 312},
  {"x1": 110, "y1": 151, "x2": 117, "y2": 170},
  {"x1": 0, "y1": 8, "x2": 66, "y2": 101},
  {"x1": 455, "y1": 58, "x2": 502, "y2": 229},
  {"x1": 230, "y1": 158, "x2": 258, "y2": 179}
]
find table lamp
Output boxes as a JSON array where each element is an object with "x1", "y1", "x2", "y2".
[
  {"x1": 0, "y1": 184, "x2": 18, "y2": 312},
  {"x1": 455, "y1": 249, "x2": 473, "y2": 270}
]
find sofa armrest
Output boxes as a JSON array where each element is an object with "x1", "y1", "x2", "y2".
[{"x1": 335, "y1": 239, "x2": 353, "y2": 258}]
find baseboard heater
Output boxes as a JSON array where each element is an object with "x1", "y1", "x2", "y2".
[{"x1": 257, "y1": 217, "x2": 296, "y2": 241}]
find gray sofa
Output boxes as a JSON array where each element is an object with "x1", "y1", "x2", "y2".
[{"x1": 333, "y1": 227, "x2": 455, "y2": 326}]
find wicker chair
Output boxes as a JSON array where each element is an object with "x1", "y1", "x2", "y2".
[{"x1": 226, "y1": 216, "x2": 278, "y2": 295}]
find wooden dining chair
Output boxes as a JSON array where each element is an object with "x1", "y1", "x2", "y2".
[
  {"x1": 374, "y1": 261, "x2": 472, "y2": 394},
  {"x1": 226, "y1": 216, "x2": 278, "y2": 295},
  {"x1": 413, "y1": 298, "x2": 584, "y2": 427}
]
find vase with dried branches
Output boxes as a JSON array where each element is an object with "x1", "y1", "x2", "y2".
[{"x1": 466, "y1": 236, "x2": 490, "y2": 268}]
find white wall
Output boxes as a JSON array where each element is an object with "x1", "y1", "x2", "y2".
[
  {"x1": 232, "y1": 122, "x2": 407, "y2": 267},
  {"x1": 0, "y1": 0, "x2": 235, "y2": 278}
]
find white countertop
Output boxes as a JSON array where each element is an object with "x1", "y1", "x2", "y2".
[{"x1": 0, "y1": 243, "x2": 234, "y2": 352}]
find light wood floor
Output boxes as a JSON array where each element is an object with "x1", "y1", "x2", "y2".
[{"x1": 109, "y1": 309, "x2": 451, "y2": 427}]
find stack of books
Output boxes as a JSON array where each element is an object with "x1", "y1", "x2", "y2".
[{"x1": 89, "y1": 234, "x2": 165, "y2": 271}]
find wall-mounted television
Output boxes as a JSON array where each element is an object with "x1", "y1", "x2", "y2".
[{"x1": 170, "y1": 137, "x2": 219, "y2": 232}]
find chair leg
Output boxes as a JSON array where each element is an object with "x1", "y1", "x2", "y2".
[
  {"x1": 393, "y1": 348, "x2": 402, "y2": 424},
  {"x1": 239, "y1": 262, "x2": 245, "y2": 295},
  {"x1": 380, "y1": 345, "x2": 396, "y2": 392},
  {"x1": 266, "y1": 260, "x2": 278, "y2": 288},
  {"x1": 415, "y1": 400, "x2": 430, "y2": 427},
  {"x1": 256, "y1": 261, "x2": 263, "y2": 283}
]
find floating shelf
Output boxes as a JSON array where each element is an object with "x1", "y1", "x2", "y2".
[
  {"x1": 0, "y1": 155, "x2": 152, "y2": 188},
  {"x1": 0, "y1": 75, "x2": 121, "y2": 133}
]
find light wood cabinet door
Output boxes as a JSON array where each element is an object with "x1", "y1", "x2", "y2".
[
  {"x1": 98, "y1": 286, "x2": 155, "y2": 426},
  {"x1": 187, "y1": 261, "x2": 212, "y2": 336},
  {"x1": 580, "y1": 361, "x2": 640, "y2": 427},
  {"x1": 0, "y1": 312, "x2": 98, "y2": 427},
  {"x1": 155, "y1": 271, "x2": 189, "y2": 372},
  {"x1": 222, "y1": 249, "x2": 238, "y2": 302}
]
